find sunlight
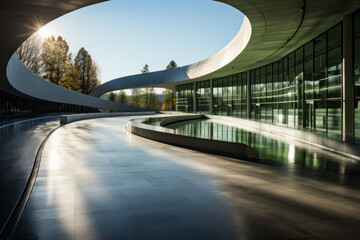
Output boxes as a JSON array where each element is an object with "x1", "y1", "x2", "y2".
[
  {"x1": 37, "y1": 26, "x2": 51, "y2": 39},
  {"x1": 288, "y1": 144, "x2": 295, "y2": 163}
]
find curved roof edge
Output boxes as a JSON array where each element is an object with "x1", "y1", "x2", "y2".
[
  {"x1": 1, "y1": 0, "x2": 360, "y2": 109},
  {"x1": 91, "y1": 0, "x2": 360, "y2": 97},
  {"x1": 6, "y1": 54, "x2": 148, "y2": 112},
  {"x1": 90, "y1": 16, "x2": 251, "y2": 97}
]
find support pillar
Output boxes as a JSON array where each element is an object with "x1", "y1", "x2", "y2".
[
  {"x1": 246, "y1": 70, "x2": 251, "y2": 118},
  {"x1": 210, "y1": 79, "x2": 214, "y2": 114},
  {"x1": 193, "y1": 82, "x2": 197, "y2": 113},
  {"x1": 342, "y1": 14, "x2": 354, "y2": 141}
]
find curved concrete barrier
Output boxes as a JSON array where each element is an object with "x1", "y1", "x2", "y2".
[
  {"x1": 60, "y1": 111, "x2": 155, "y2": 124},
  {"x1": 207, "y1": 115, "x2": 360, "y2": 160},
  {"x1": 159, "y1": 114, "x2": 204, "y2": 127},
  {"x1": 127, "y1": 116, "x2": 259, "y2": 160},
  {"x1": 89, "y1": 16, "x2": 252, "y2": 96},
  {"x1": 6, "y1": 54, "x2": 149, "y2": 112}
]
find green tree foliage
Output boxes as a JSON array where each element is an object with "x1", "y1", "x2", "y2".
[
  {"x1": 18, "y1": 35, "x2": 101, "y2": 94},
  {"x1": 74, "y1": 47, "x2": 101, "y2": 94},
  {"x1": 138, "y1": 64, "x2": 161, "y2": 110},
  {"x1": 16, "y1": 33, "x2": 42, "y2": 74},
  {"x1": 162, "y1": 89, "x2": 176, "y2": 110},
  {"x1": 117, "y1": 90, "x2": 127, "y2": 104},
  {"x1": 146, "y1": 88, "x2": 159, "y2": 110},
  {"x1": 41, "y1": 36, "x2": 70, "y2": 85},
  {"x1": 60, "y1": 62, "x2": 82, "y2": 92},
  {"x1": 140, "y1": 64, "x2": 151, "y2": 108},
  {"x1": 140, "y1": 64, "x2": 149, "y2": 74},
  {"x1": 166, "y1": 60, "x2": 178, "y2": 70},
  {"x1": 129, "y1": 88, "x2": 143, "y2": 107},
  {"x1": 162, "y1": 60, "x2": 178, "y2": 110},
  {"x1": 108, "y1": 92, "x2": 117, "y2": 102}
]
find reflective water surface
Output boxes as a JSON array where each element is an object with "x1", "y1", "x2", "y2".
[{"x1": 165, "y1": 119, "x2": 360, "y2": 176}]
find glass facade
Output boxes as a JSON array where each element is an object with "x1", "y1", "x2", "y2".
[
  {"x1": 0, "y1": 90, "x2": 97, "y2": 126},
  {"x1": 196, "y1": 80, "x2": 210, "y2": 113},
  {"x1": 175, "y1": 83, "x2": 194, "y2": 113},
  {"x1": 176, "y1": 20, "x2": 351, "y2": 141},
  {"x1": 213, "y1": 72, "x2": 247, "y2": 117},
  {"x1": 249, "y1": 23, "x2": 342, "y2": 137}
]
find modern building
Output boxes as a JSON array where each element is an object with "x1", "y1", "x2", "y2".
[
  {"x1": 90, "y1": 1, "x2": 360, "y2": 143},
  {"x1": 1, "y1": 0, "x2": 360, "y2": 239}
]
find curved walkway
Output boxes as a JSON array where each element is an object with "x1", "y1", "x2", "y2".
[
  {"x1": 0, "y1": 117, "x2": 59, "y2": 235},
  {"x1": 12, "y1": 116, "x2": 360, "y2": 240}
]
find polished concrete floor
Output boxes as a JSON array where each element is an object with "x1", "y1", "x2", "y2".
[
  {"x1": 12, "y1": 116, "x2": 360, "y2": 240},
  {"x1": 0, "y1": 117, "x2": 59, "y2": 234}
]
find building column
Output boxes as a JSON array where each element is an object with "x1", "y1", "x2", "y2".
[
  {"x1": 193, "y1": 82, "x2": 197, "y2": 113},
  {"x1": 246, "y1": 70, "x2": 251, "y2": 118},
  {"x1": 342, "y1": 14, "x2": 354, "y2": 141},
  {"x1": 210, "y1": 79, "x2": 214, "y2": 114}
]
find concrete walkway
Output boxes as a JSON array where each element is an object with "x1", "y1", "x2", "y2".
[
  {"x1": 12, "y1": 116, "x2": 360, "y2": 240},
  {"x1": 0, "y1": 117, "x2": 59, "y2": 235}
]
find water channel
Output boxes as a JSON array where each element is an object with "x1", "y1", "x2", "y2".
[{"x1": 158, "y1": 118, "x2": 360, "y2": 177}]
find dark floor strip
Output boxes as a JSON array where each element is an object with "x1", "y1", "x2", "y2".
[{"x1": 0, "y1": 127, "x2": 59, "y2": 240}]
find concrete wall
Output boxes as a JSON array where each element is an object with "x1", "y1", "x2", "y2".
[
  {"x1": 89, "y1": 17, "x2": 252, "y2": 96},
  {"x1": 207, "y1": 115, "x2": 360, "y2": 160},
  {"x1": 127, "y1": 116, "x2": 259, "y2": 160},
  {"x1": 60, "y1": 112, "x2": 155, "y2": 124},
  {"x1": 6, "y1": 54, "x2": 148, "y2": 112},
  {"x1": 159, "y1": 114, "x2": 204, "y2": 127}
]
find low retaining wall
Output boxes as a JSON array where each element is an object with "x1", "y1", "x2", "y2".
[
  {"x1": 60, "y1": 112, "x2": 155, "y2": 124},
  {"x1": 207, "y1": 115, "x2": 360, "y2": 160},
  {"x1": 159, "y1": 114, "x2": 204, "y2": 127},
  {"x1": 127, "y1": 116, "x2": 259, "y2": 160}
]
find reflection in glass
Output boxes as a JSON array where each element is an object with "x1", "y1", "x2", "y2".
[
  {"x1": 175, "y1": 22, "x2": 346, "y2": 140},
  {"x1": 165, "y1": 119, "x2": 359, "y2": 176}
]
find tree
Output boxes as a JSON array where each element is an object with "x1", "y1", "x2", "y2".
[
  {"x1": 140, "y1": 64, "x2": 149, "y2": 74},
  {"x1": 147, "y1": 88, "x2": 159, "y2": 110},
  {"x1": 60, "y1": 62, "x2": 82, "y2": 92},
  {"x1": 140, "y1": 64, "x2": 151, "y2": 108},
  {"x1": 16, "y1": 33, "x2": 42, "y2": 74},
  {"x1": 164, "y1": 60, "x2": 178, "y2": 110},
  {"x1": 166, "y1": 60, "x2": 178, "y2": 70},
  {"x1": 108, "y1": 92, "x2": 116, "y2": 102},
  {"x1": 41, "y1": 36, "x2": 71, "y2": 85},
  {"x1": 129, "y1": 88, "x2": 142, "y2": 107},
  {"x1": 117, "y1": 90, "x2": 127, "y2": 104},
  {"x1": 162, "y1": 89, "x2": 176, "y2": 110},
  {"x1": 74, "y1": 47, "x2": 101, "y2": 94}
]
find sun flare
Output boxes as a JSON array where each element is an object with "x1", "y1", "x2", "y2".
[{"x1": 37, "y1": 26, "x2": 51, "y2": 39}]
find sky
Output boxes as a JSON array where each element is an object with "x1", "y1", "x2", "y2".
[{"x1": 36, "y1": 0, "x2": 244, "y2": 85}]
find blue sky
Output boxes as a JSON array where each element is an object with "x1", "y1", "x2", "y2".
[{"x1": 37, "y1": 0, "x2": 244, "y2": 84}]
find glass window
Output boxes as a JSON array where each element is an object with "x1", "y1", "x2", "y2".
[
  {"x1": 327, "y1": 46, "x2": 342, "y2": 99},
  {"x1": 314, "y1": 33, "x2": 326, "y2": 56},
  {"x1": 173, "y1": 19, "x2": 346, "y2": 141},
  {"x1": 327, "y1": 24, "x2": 342, "y2": 50}
]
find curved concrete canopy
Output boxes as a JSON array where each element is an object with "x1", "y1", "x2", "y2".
[
  {"x1": 91, "y1": 0, "x2": 360, "y2": 96},
  {"x1": 6, "y1": 54, "x2": 146, "y2": 111},
  {"x1": 90, "y1": 15, "x2": 251, "y2": 97},
  {"x1": 0, "y1": 0, "x2": 147, "y2": 111},
  {"x1": 1, "y1": 0, "x2": 360, "y2": 108}
]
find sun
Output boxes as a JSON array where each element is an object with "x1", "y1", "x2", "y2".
[{"x1": 37, "y1": 26, "x2": 51, "y2": 39}]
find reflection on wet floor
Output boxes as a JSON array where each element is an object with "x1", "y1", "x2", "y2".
[
  {"x1": 12, "y1": 116, "x2": 360, "y2": 240},
  {"x1": 165, "y1": 119, "x2": 360, "y2": 176},
  {"x1": 0, "y1": 117, "x2": 59, "y2": 233}
]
